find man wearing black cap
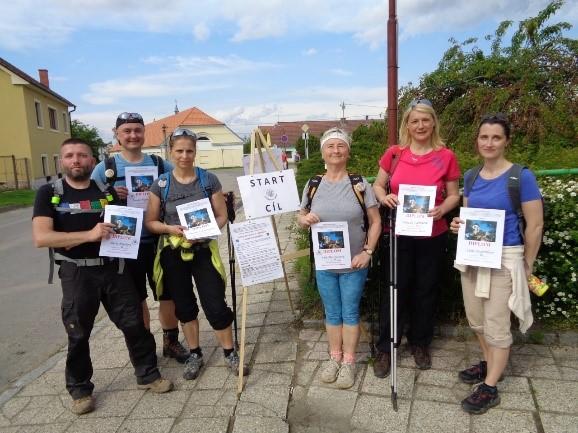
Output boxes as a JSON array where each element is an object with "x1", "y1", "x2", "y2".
[{"x1": 92, "y1": 113, "x2": 189, "y2": 363}]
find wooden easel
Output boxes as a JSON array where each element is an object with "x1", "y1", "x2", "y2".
[{"x1": 237, "y1": 128, "x2": 296, "y2": 395}]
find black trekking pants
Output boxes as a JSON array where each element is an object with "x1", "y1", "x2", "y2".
[{"x1": 59, "y1": 261, "x2": 160, "y2": 399}]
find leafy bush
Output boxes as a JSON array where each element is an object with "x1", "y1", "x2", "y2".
[{"x1": 534, "y1": 177, "x2": 578, "y2": 326}]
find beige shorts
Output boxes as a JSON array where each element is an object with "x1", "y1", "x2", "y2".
[{"x1": 461, "y1": 266, "x2": 513, "y2": 348}]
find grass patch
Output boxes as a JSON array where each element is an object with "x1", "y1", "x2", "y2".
[{"x1": 0, "y1": 189, "x2": 35, "y2": 208}]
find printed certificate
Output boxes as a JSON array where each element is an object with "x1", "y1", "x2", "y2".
[
  {"x1": 311, "y1": 221, "x2": 351, "y2": 270},
  {"x1": 455, "y1": 207, "x2": 505, "y2": 269},
  {"x1": 125, "y1": 166, "x2": 158, "y2": 209},
  {"x1": 176, "y1": 198, "x2": 222, "y2": 240},
  {"x1": 230, "y1": 217, "x2": 284, "y2": 286},
  {"x1": 395, "y1": 184, "x2": 437, "y2": 236},
  {"x1": 99, "y1": 205, "x2": 143, "y2": 259}
]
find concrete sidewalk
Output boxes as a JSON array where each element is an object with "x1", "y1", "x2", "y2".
[{"x1": 1, "y1": 212, "x2": 577, "y2": 433}]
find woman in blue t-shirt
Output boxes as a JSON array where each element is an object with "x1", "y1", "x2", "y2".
[{"x1": 450, "y1": 114, "x2": 543, "y2": 415}]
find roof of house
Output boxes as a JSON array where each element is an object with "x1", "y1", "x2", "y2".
[
  {"x1": 0, "y1": 57, "x2": 74, "y2": 107},
  {"x1": 111, "y1": 106, "x2": 226, "y2": 151},
  {"x1": 259, "y1": 119, "x2": 377, "y2": 147}
]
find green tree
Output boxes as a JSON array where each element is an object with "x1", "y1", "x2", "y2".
[{"x1": 71, "y1": 120, "x2": 106, "y2": 158}]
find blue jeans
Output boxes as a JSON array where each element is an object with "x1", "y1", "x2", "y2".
[{"x1": 316, "y1": 268, "x2": 368, "y2": 326}]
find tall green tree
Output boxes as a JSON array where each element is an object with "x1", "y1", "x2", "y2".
[{"x1": 70, "y1": 120, "x2": 106, "y2": 158}]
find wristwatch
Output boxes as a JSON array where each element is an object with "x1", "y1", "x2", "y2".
[{"x1": 363, "y1": 248, "x2": 373, "y2": 256}]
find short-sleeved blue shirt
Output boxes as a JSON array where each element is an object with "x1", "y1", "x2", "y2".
[{"x1": 464, "y1": 167, "x2": 541, "y2": 246}]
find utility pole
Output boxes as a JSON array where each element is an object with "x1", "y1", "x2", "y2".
[
  {"x1": 387, "y1": 0, "x2": 399, "y2": 147},
  {"x1": 339, "y1": 101, "x2": 346, "y2": 119}
]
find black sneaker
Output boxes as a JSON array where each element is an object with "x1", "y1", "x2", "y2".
[
  {"x1": 461, "y1": 383, "x2": 501, "y2": 415},
  {"x1": 183, "y1": 353, "x2": 204, "y2": 380},
  {"x1": 459, "y1": 361, "x2": 505, "y2": 384},
  {"x1": 372, "y1": 351, "x2": 391, "y2": 378},
  {"x1": 163, "y1": 336, "x2": 189, "y2": 364}
]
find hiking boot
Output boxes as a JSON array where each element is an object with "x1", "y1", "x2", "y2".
[
  {"x1": 461, "y1": 383, "x2": 501, "y2": 414},
  {"x1": 163, "y1": 335, "x2": 189, "y2": 364},
  {"x1": 373, "y1": 351, "x2": 391, "y2": 378},
  {"x1": 459, "y1": 361, "x2": 505, "y2": 384},
  {"x1": 412, "y1": 345, "x2": 432, "y2": 370},
  {"x1": 224, "y1": 351, "x2": 249, "y2": 376},
  {"x1": 320, "y1": 358, "x2": 341, "y2": 383},
  {"x1": 71, "y1": 395, "x2": 95, "y2": 415},
  {"x1": 335, "y1": 363, "x2": 356, "y2": 389},
  {"x1": 137, "y1": 377, "x2": 173, "y2": 393},
  {"x1": 183, "y1": 353, "x2": 204, "y2": 380}
]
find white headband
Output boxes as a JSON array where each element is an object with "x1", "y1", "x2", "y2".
[{"x1": 320, "y1": 129, "x2": 351, "y2": 149}]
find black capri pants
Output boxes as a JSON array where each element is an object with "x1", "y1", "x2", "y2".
[{"x1": 160, "y1": 246, "x2": 233, "y2": 330}]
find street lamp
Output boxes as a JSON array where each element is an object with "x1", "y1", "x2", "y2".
[{"x1": 301, "y1": 123, "x2": 310, "y2": 159}]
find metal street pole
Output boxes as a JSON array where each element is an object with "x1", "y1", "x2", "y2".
[{"x1": 387, "y1": 0, "x2": 399, "y2": 148}]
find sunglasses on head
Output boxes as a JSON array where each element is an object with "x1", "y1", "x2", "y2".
[
  {"x1": 409, "y1": 98, "x2": 433, "y2": 108},
  {"x1": 116, "y1": 112, "x2": 144, "y2": 127},
  {"x1": 481, "y1": 113, "x2": 508, "y2": 122},
  {"x1": 171, "y1": 128, "x2": 197, "y2": 140}
]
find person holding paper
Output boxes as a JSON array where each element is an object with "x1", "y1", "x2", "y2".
[
  {"x1": 298, "y1": 127, "x2": 381, "y2": 389},
  {"x1": 32, "y1": 138, "x2": 173, "y2": 415},
  {"x1": 91, "y1": 113, "x2": 188, "y2": 364},
  {"x1": 450, "y1": 114, "x2": 543, "y2": 414},
  {"x1": 145, "y1": 128, "x2": 248, "y2": 381},
  {"x1": 372, "y1": 99, "x2": 460, "y2": 377}
]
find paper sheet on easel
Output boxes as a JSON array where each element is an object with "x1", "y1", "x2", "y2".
[
  {"x1": 237, "y1": 169, "x2": 300, "y2": 219},
  {"x1": 242, "y1": 148, "x2": 282, "y2": 174}
]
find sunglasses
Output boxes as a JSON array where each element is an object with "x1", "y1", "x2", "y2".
[
  {"x1": 171, "y1": 128, "x2": 197, "y2": 140},
  {"x1": 409, "y1": 98, "x2": 433, "y2": 108},
  {"x1": 116, "y1": 112, "x2": 144, "y2": 127},
  {"x1": 481, "y1": 113, "x2": 508, "y2": 122}
]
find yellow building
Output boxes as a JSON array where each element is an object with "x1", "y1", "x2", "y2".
[{"x1": 0, "y1": 57, "x2": 74, "y2": 187}]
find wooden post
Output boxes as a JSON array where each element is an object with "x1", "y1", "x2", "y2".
[
  {"x1": 237, "y1": 286, "x2": 249, "y2": 396},
  {"x1": 11, "y1": 155, "x2": 18, "y2": 190},
  {"x1": 24, "y1": 158, "x2": 31, "y2": 189}
]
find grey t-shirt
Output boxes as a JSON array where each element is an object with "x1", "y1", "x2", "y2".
[
  {"x1": 150, "y1": 171, "x2": 222, "y2": 225},
  {"x1": 300, "y1": 176, "x2": 377, "y2": 272}
]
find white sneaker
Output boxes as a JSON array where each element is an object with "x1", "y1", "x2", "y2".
[
  {"x1": 336, "y1": 363, "x2": 356, "y2": 389},
  {"x1": 320, "y1": 358, "x2": 341, "y2": 383}
]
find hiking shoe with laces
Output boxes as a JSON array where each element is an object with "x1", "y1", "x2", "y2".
[
  {"x1": 163, "y1": 336, "x2": 189, "y2": 364},
  {"x1": 335, "y1": 363, "x2": 356, "y2": 389},
  {"x1": 373, "y1": 351, "x2": 391, "y2": 378},
  {"x1": 320, "y1": 358, "x2": 341, "y2": 383},
  {"x1": 412, "y1": 345, "x2": 432, "y2": 370},
  {"x1": 224, "y1": 351, "x2": 249, "y2": 376},
  {"x1": 183, "y1": 353, "x2": 204, "y2": 380},
  {"x1": 137, "y1": 377, "x2": 173, "y2": 393},
  {"x1": 461, "y1": 383, "x2": 501, "y2": 414},
  {"x1": 459, "y1": 361, "x2": 505, "y2": 384},
  {"x1": 71, "y1": 395, "x2": 95, "y2": 415}
]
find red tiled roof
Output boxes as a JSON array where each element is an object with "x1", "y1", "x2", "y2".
[
  {"x1": 111, "y1": 107, "x2": 224, "y2": 151},
  {"x1": 0, "y1": 57, "x2": 74, "y2": 107},
  {"x1": 259, "y1": 119, "x2": 376, "y2": 147}
]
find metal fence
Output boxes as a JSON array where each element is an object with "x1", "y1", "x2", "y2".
[{"x1": 0, "y1": 155, "x2": 31, "y2": 190}]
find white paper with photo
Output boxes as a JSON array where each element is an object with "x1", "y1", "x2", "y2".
[
  {"x1": 230, "y1": 217, "x2": 284, "y2": 286},
  {"x1": 311, "y1": 221, "x2": 351, "y2": 270},
  {"x1": 242, "y1": 148, "x2": 282, "y2": 175},
  {"x1": 395, "y1": 184, "x2": 437, "y2": 236},
  {"x1": 176, "y1": 198, "x2": 221, "y2": 240},
  {"x1": 99, "y1": 205, "x2": 143, "y2": 259},
  {"x1": 125, "y1": 166, "x2": 158, "y2": 209},
  {"x1": 455, "y1": 207, "x2": 505, "y2": 269},
  {"x1": 237, "y1": 169, "x2": 300, "y2": 220}
]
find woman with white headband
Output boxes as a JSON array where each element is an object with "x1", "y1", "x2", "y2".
[
  {"x1": 372, "y1": 99, "x2": 461, "y2": 378},
  {"x1": 298, "y1": 127, "x2": 381, "y2": 389}
]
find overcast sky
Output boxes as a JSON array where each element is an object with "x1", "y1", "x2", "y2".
[{"x1": 1, "y1": 0, "x2": 576, "y2": 141}]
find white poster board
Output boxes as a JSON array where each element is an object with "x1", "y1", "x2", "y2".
[
  {"x1": 99, "y1": 205, "x2": 143, "y2": 259},
  {"x1": 242, "y1": 148, "x2": 283, "y2": 175},
  {"x1": 395, "y1": 184, "x2": 437, "y2": 236},
  {"x1": 125, "y1": 166, "x2": 158, "y2": 209},
  {"x1": 237, "y1": 169, "x2": 300, "y2": 220},
  {"x1": 455, "y1": 207, "x2": 505, "y2": 269},
  {"x1": 311, "y1": 221, "x2": 352, "y2": 270},
  {"x1": 176, "y1": 198, "x2": 222, "y2": 241},
  {"x1": 230, "y1": 218, "x2": 284, "y2": 286}
]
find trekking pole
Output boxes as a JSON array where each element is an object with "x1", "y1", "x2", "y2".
[
  {"x1": 389, "y1": 207, "x2": 398, "y2": 411},
  {"x1": 225, "y1": 191, "x2": 239, "y2": 349}
]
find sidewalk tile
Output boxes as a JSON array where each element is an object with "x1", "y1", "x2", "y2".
[
  {"x1": 254, "y1": 343, "x2": 297, "y2": 364},
  {"x1": 361, "y1": 367, "x2": 415, "y2": 398},
  {"x1": 499, "y1": 392, "x2": 536, "y2": 411},
  {"x1": 195, "y1": 367, "x2": 230, "y2": 390},
  {"x1": 8, "y1": 395, "x2": 67, "y2": 426},
  {"x1": 65, "y1": 417, "x2": 123, "y2": 433},
  {"x1": 232, "y1": 415, "x2": 288, "y2": 433},
  {"x1": 265, "y1": 311, "x2": 296, "y2": 326},
  {"x1": 182, "y1": 389, "x2": 236, "y2": 419},
  {"x1": 408, "y1": 400, "x2": 469, "y2": 433},
  {"x1": 128, "y1": 390, "x2": 188, "y2": 419},
  {"x1": 540, "y1": 413, "x2": 578, "y2": 433},
  {"x1": 82, "y1": 390, "x2": 144, "y2": 418},
  {"x1": 414, "y1": 384, "x2": 462, "y2": 404},
  {"x1": 18, "y1": 372, "x2": 66, "y2": 397},
  {"x1": 351, "y1": 394, "x2": 410, "y2": 433},
  {"x1": 301, "y1": 386, "x2": 358, "y2": 422},
  {"x1": 171, "y1": 417, "x2": 230, "y2": 433},
  {"x1": 245, "y1": 363, "x2": 294, "y2": 388},
  {"x1": 471, "y1": 409, "x2": 536, "y2": 433},
  {"x1": 532, "y1": 378, "x2": 578, "y2": 412},
  {"x1": 1, "y1": 397, "x2": 30, "y2": 419},
  {"x1": 118, "y1": 417, "x2": 174, "y2": 433},
  {"x1": 237, "y1": 385, "x2": 289, "y2": 418},
  {"x1": 294, "y1": 361, "x2": 318, "y2": 386},
  {"x1": 498, "y1": 376, "x2": 531, "y2": 393}
]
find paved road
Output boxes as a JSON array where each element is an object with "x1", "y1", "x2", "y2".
[{"x1": 0, "y1": 167, "x2": 244, "y2": 393}]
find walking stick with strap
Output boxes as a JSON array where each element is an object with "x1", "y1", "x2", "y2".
[
  {"x1": 389, "y1": 206, "x2": 398, "y2": 411},
  {"x1": 225, "y1": 191, "x2": 239, "y2": 349}
]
